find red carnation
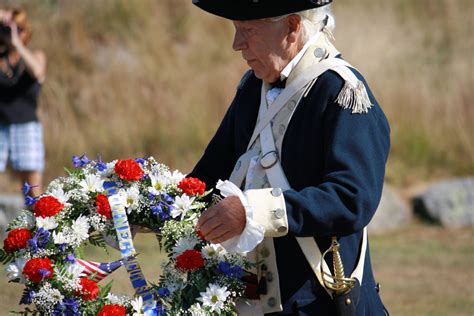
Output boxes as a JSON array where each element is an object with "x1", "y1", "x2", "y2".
[
  {"x1": 98, "y1": 304, "x2": 126, "y2": 316},
  {"x1": 3, "y1": 228, "x2": 31, "y2": 252},
  {"x1": 75, "y1": 277, "x2": 100, "y2": 300},
  {"x1": 114, "y1": 159, "x2": 144, "y2": 181},
  {"x1": 175, "y1": 249, "x2": 204, "y2": 271},
  {"x1": 22, "y1": 258, "x2": 54, "y2": 283},
  {"x1": 34, "y1": 196, "x2": 64, "y2": 218},
  {"x1": 95, "y1": 194, "x2": 112, "y2": 219},
  {"x1": 178, "y1": 177, "x2": 206, "y2": 196}
]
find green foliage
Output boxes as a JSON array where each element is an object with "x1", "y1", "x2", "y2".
[
  {"x1": 8, "y1": 308, "x2": 41, "y2": 315},
  {"x1": 0, "y1": 249, "x2": 15, "y2": 264}
]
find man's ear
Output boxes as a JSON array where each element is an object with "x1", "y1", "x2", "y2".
[{"x1": 286, "y1": 14, "x2": 302, "y2": 44}]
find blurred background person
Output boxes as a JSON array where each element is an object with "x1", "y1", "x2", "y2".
[{"x1": 0, "y1": 7, "x2": 46, "y2": 198}]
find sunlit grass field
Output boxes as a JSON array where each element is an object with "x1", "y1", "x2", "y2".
[
  {"x1": 1, "y1": 223, "x2": 473, "y2": 315},
  {"x1": 0, "y1": 0, "x2": 471, "y2": 192}
]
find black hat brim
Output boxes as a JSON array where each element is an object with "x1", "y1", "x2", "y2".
[{"x1": 192, "y1": 0, "x2": 332, "y2": 21}]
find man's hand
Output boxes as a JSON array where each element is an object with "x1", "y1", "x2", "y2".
[{"x1": 197, "y1": 196, "x2": 246, "y2": 244}]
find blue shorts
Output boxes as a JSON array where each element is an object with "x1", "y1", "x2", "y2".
[{"x1": 0, "y1": 121, "x2": 45, "y2": 172}]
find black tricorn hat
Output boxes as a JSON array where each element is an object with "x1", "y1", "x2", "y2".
[{"x1": 192, "y1": 0, "x2": 333, "y2": 21}]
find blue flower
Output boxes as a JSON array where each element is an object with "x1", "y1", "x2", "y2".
[
  {"x1": 135, "y1": 157, "x2": 146, "y2": 165},
  {"x1": 28, "y1": 227, "x2": 51, "y2": 254},
  {"x1": 66, "y1": 252, "x2": 75, "y2": 263},
  {"x1": 22, "y1": 182, "x2": 37, "y2": 195},
  {"x1": 148, "y1": 192, "x2": 156, "y2": 201},
  {"x1": 24, "y1": 195, "x2": 37, "y2": 206},
  {"x1": 161, "y1": 193, "x2": 174, "y2": 204},
  {"x1": 53, "y1": 298, "x2": 79, "y2": 316},
  {"x1": 39, "y1": 268, "x2": 51, "y2": 279},
  {"x1": 71, "y1": 154, "x2": 90, "y2": 168},
  {"x1": 19, "y1": 289, "x2": 34, "y2": 305},
  {"x1": 95, "y1": 156, "x2": 107, "y2": 171},
  {"x1": 218, "y1": 261, "x2": 243, "y2": 279}
]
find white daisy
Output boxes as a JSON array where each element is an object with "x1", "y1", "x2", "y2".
[
  {"x1": 66, "y1": 263, "x2": 84, "y2": 280},
  {"x1": 198, "y1": 283, "x2": 231, "y2": 313},
  {"x1": 36, "y1": 216, "x2": 58, "y2": 230},
  {"x1": 148, "y1": 173, "x2": 171, "y2": 195},
  {"x1": 131, "y1": 296, "x2": 144, "y2": 316},
  {"x1": 172, "y1": 236, "x2": 199, "y2": 257},
  {"x1": 79, "y1": 174, "x2": 104, "y2": 193},
  {"x1": 118, "y1": 186, "x2": 140, "y2": 213},
  {"x1": 202, "y1": 244, "x2": 227, "y2": 260},
  {"x1": 171, "y1": 194, "x2": 196, "y2": 219}
]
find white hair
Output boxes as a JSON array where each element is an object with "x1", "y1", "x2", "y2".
[{"x1": 271, "y1": 5, "x2": 336, "y2": 43}]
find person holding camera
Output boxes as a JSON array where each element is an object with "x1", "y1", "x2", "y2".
[{"x1": 0, "y1": 7, "x2": 46, "y2": 198}]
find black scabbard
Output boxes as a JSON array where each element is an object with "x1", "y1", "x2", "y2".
[{"x1": 333, "y1": 280, "x2": 360, "y2": 316}]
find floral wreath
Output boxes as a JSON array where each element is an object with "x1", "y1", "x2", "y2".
[{"x1": 1, "y1": 155, "x2": 252, "y2": 315}]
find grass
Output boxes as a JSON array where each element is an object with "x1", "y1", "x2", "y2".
[{"x1": 1, "y1": 223, "x2": 473, "y2": 315}]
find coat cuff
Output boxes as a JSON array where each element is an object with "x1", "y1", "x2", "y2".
[{"x1": 244, "y1": 188, "x2": 288, "y2": 237}]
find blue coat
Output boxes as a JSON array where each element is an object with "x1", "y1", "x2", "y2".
[{"x1": 190, "y1": 66, "x2": 390, "y2": 315}]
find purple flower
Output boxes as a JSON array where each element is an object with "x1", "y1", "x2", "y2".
[
  {"x1": 71, "y1": 154, "x2": 90, "y2": 168},
  {"x1": 148, "y1": 192, "x2": 156, "y2": 201},
  {"x1": 161, "y1": 193, "x2": 174, "y2": 204},
  {"x1": 53, "y1": 298, "x2": 79, "y2": 316}
]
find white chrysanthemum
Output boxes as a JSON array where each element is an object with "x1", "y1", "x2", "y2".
[
  {"x1": 167, "y1": 170, "x2": 185, "y2": 186},
  {"x1": 148, "y1": 173, "x2": 171, "y2": 195},
  {"x1": 171, "y1": 194, "x2": 197, "y2": 219},
  {"x1": 202, "y1": 244, "x2": 227, "y2": 260},
  {"x1": 198, "y1": 283, "x2": 231, "y2": 313},
  {"x1": 72, "y1": 216, "x2": 90, "y2": 241},
  {"x1": 189, "y1": 303, "x2": 207, "y2": 316},
  {"x1": 79, "y1": 174, "x2": 104, "y2": 193},
  {"x1": 118, "y1": 186, "x2": 140, "y2": 213},
  {"x1": 49, "y1": 187, "x2": 70, "y2": 203},
  {"x1": 36, "y1": 216, "x2": 58, "y2": 230},
  {"x1": 5, "y1": 257, "x2": 27, "y2": 283},
  {"x1": 172, "y1": 236, "x2": 199, "y2": 257}
]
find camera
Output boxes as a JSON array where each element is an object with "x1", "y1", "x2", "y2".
[{"x1": 0, "y1": 23, "x2": 11, "y2": 36}]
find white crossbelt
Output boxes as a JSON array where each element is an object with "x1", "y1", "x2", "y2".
[{"x1": 252, "y1": 58, "x2": 368, "y2": 297}]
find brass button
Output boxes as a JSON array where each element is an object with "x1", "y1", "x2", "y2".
[
  {"x1": 274, "y1": 208, "x2": 285, "y2": 219},
  {"x1": 268, "y1": 297, "x2": 276, "y2": 307},
  {"x1": 271, "y1": 187, "x2": 282, "y2": 197},
  {"x1": 345, "y1": 298, "x2": 352, "y2": 305},
  {"x1": 266, "y1": 271, "x2": 273, "y2": 282},
  {"x1": 277, "y1": 226, "x2": 287, "y2": 233}
]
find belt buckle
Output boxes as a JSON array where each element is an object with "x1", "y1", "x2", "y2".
[{"x1": 260, "y1": 151, "x2": 278, "y2": 169}]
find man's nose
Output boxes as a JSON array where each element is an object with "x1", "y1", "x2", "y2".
[{"x1": 232, "y1": 30, "x2": 247, "y2": 51}]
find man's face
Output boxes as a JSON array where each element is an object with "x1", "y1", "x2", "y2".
[{"x1": 232, "y1": 18, "x2": 296, "y2": 83}]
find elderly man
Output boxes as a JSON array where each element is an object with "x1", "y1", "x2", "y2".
[{"x1": 191, "y1": 0, "x2": 390, "y2": 315}]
